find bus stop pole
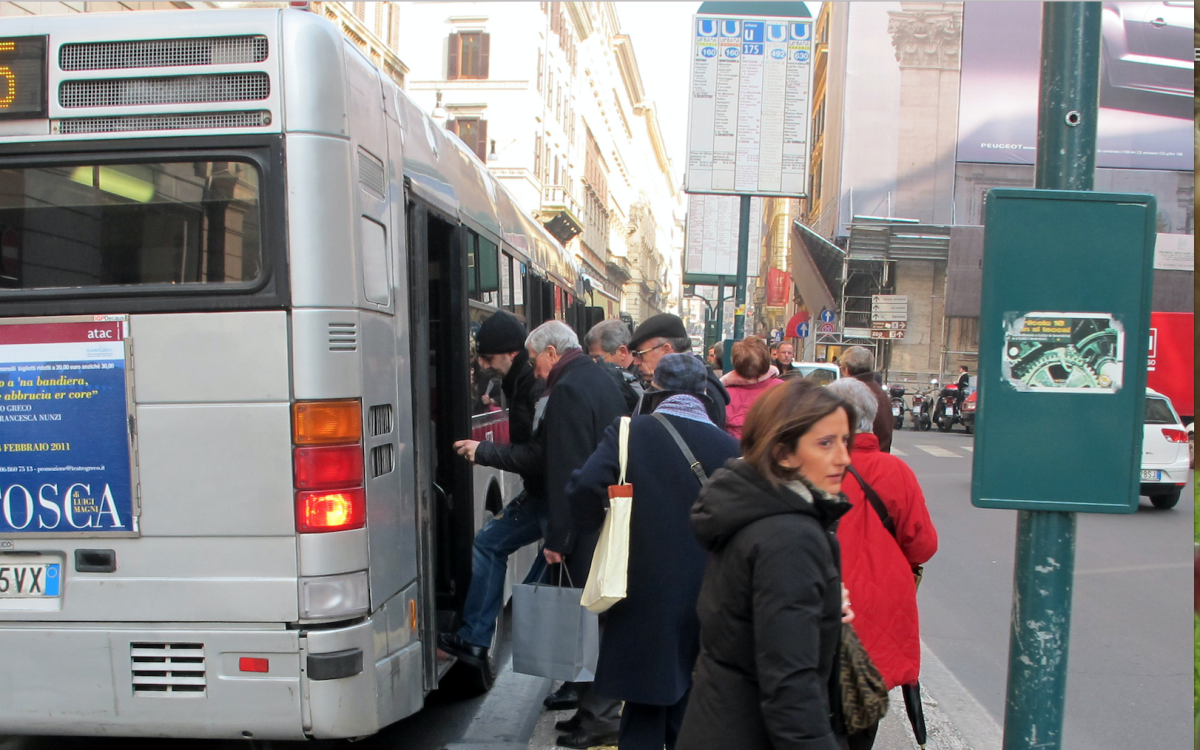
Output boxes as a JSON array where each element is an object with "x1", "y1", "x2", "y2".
[
  {"x1": 1001, "y1": 5, "x2": 1100, "y2": 749},
  {"x1": 715, "y1": 275, "x2": 726, "y2": 343},
  {"x1": 733, "y1": 195, "x2": 751, "y2": 340}
]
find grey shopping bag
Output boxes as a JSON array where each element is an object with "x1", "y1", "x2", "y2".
[{"x1": 511, "y1": 568, "x2": 599, "y2": 681}]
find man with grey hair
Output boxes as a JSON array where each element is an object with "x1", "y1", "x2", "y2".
[
  {"x1": 584, "y1": 319, "x2": 642, "y2": 413},
  {"x1": 838, "y1": 345, "x2": 893, "y2": 452},
  {"x1": 525, "y1": 320, "x2": 627, "y2": 745},
  {"x1": 827, "y1": 377, "x2": 879, "y2": 434}
]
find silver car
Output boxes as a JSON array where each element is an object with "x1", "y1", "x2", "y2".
[{"x1": 1100, "y1": 2, "x2": 1194, "y2": 99}]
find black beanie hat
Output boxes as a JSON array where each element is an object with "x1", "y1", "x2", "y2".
[
  {"x1": 630, "y1": 313, "x2": 688, "y2": 351},
  {"x1": 476, "y1": 311, "x2": 527, "y2": 355}
]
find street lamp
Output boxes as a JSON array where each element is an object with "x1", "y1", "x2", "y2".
[{"x1": 431, "y1": 91, "x2": 447, "y2": 124}]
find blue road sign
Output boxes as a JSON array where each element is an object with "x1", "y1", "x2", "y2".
[
  {"x1": 797, "y1": 321, "x2": 810, "y2": 338},
  {"x1": 819, "y1": 309, "x2": 835, "y2": 323}
]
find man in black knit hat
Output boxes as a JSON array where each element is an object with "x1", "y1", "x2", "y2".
[{"x1": 440, "y1": 311, "x2": 546, "y2": 677}]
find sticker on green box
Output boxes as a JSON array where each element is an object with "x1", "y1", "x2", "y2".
[{"x1": 1001, "y1": 312, "x2": 1124, "y2": 393}]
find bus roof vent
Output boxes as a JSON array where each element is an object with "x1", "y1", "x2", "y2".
[
  {"x1": 61, "y1": 35, "x2": 269, "y2": 71},
  {"x1": 130, "y1": 642, "x2": 206, "y2": 697},
  {"x1": 57, "y1": 110, "x2": 272, "y2": 135},
  {"x1": 60, "y1": 73, "x2": 270, "y2": 108}
]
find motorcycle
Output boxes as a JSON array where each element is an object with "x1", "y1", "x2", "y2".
[
  {"x1": 888, "y1": 384, "x2": 906, "y2": 430},
  {"x1": 934, "y1": 382, "x2": 961, "y2": 432},
  {"x1": 910, "y1": 390, "x2": 930, "y2": 431}
]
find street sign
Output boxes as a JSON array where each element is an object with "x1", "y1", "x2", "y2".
[
  {"x1": 685, "y1": 12, "x2": 814, "y2": 197},
  {"x1": 870, "y1": 312, "x2": 908, "y2": 322},
  {"x1": 818, "y1": 322, "x2": 835, "y2": 333},
  {"x1": 819, "y1": 309, "x2": 835, "y2": 323},
  {"x1": 871, "y1": 320, "x2": 908, "y2": 330},
  {"x1": 972, "y1": 189, "x2": 1157, "y2": 514},
  {"x1": 796, "y1": 321, "x2": 809, "y2": 338},
  {"x1": 870, "y1": 302, "x2": 907, "y2": 311},
  {"x1": 870, "y1": 329, "x2": 905, "y2": 340},
  {"x1": 684, "y1": 193, "x2": 763, "y2": 276},
  {"x1": 871, "y1": 294, "x2": 907, "y2": 303},
  {"x1": 844, "y1": 327, "x2": 872, "y2": 339}
]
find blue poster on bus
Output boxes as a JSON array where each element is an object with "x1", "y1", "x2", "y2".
[{"x1": 0, "y1": 317, "x2": 136, "y2": 535}]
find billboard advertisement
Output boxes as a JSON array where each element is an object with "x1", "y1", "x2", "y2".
[{"x1": 958, "y1": 2, "x2": 1194, "y2": 171}]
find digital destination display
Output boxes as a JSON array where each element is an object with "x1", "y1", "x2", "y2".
[{"x1": 0, "y1": 36, "x2": 49, "y2": 121}]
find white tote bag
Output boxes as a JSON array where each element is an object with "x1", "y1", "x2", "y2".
[{"x1": 580, "y1": 416, "x2": 633, "y2": 613}]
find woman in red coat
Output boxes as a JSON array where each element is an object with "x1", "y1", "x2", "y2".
[
  {"x1": 826, "y1": 377, "x2": 938, "y2": 750},
  {"x1": 720, "y1": 337, "x2": 783, "y2": 439}
]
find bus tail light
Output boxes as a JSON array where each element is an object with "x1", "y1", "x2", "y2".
[
  {"x1": 297, "y1": 488, "x2": 366, "y2": 532},
  {"x1": 293, "y1": 400, "x2": 362, "y2": 446},
  {"x1": 294, "y1": 445, "x2": 364, "y2": 489}
]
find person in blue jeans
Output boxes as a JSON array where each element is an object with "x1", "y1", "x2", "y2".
[{"x1": 441, "y1": 312, "x2": 546, "y2": 668}]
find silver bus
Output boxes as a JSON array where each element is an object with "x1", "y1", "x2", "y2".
[{"x1": 0, "y1": 7, "x2": 596, "y2": 741}]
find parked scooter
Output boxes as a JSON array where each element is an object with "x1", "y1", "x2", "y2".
[
  {"x1": 911, "y1": 390, "x2": 930, "y2": 431},
  {"x1": 888, "y1": 384, "x2": 906, "y2": 430},
  {"x1": 934, "y1": 382, "x2": 961, "y2": 432}
]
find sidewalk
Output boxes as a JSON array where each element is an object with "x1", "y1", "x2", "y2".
[{"x1": 528, "y1": 640, "x2": 1003, "y2": 750}]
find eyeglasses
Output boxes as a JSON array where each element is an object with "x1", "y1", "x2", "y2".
[{"x1": 631, "y1": 341, "x2": 669, "y2": 359}]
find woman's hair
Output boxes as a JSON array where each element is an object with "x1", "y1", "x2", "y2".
[
  {"x1": 731, "y1": 336, "x2": 772, "y2": 379},
  {"x1": 741, "y1": 378, "x2": 857, "y2": 485}
]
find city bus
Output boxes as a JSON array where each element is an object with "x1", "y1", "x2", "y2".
[{"x1": 0, "y1": 7, "x2": 593, "y2": 740}]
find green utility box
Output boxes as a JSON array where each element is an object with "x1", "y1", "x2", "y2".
[{"x1": 972, "y1": 189, "x2": 1157, "y2": 514}]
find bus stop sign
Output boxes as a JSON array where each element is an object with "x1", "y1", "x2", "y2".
[{"x1": 972, "y1": 189, "x2": 1157, "y2": 514}]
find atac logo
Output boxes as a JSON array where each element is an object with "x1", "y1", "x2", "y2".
[
  {"x1": 791, "y1": 22, "x2": 812, "y2": 41},
  {"x1": 766, "y1": 24, "x2": 787, "y2": 43}
]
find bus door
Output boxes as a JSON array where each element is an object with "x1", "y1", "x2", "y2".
[{"x1": 406, "y1": 199, "x2": 474, "y2": 685}]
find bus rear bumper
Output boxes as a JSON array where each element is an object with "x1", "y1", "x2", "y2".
[{"x1": 0, "y1": 624, "x2": 306, "y2": 740}]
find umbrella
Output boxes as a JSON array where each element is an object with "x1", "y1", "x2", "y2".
[{"x1": 902, "y1": 681, "x2": 927, "y2": 748}]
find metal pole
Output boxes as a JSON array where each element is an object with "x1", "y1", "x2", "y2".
[
  {"x1": 1001, "y1": 5, "x2": 1099, "y2": 750},
  {"x1": 715, "y1": 276, "x2": 726, "y2": 343},
  {"x1": 734, "y1": 195, "x2": 751, "y2": 340}
]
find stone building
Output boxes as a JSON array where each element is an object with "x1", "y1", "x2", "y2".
[{"x1": 395, "y1": 1, "x2": 682, "y2": 325}]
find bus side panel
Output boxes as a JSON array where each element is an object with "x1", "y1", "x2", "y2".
[
  {"x1": 281, "y1": 9, "x2": 350, "y2": 139},
  {"x1": 286, "y1": 134, "x2": 358, "y2": 309}
]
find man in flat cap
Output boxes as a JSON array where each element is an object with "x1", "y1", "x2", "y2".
[{"x1": 628, "y1": 313, "x2": 729, "y2": 429}]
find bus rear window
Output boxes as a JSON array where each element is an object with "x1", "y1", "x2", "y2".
[{"x1": 0, "y1": 160, "x2": 262, "y2": 290}]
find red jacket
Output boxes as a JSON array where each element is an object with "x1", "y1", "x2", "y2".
[
  {"x1": 838, "y1": 432, "x2": 938, "y2": 689},
  {"x1": 720, "y1": 369, "x2": 783, "y2": 440}
]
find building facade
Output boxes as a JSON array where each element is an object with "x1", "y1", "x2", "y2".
[{"x1": 395, "y1": 1, "x2": 682, "y2": 325}]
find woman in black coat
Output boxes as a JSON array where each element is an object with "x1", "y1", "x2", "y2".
[
  {"x1": 676, "y1": 378, "x2": 855, "y2": 750},
  {"x1": 567, "y1": 354, "x2": 741, "y2": 750}
]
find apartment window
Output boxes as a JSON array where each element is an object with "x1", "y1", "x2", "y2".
[
  {"x1": 449, "y1": 117, "x2": 488, "y2": 161},
  {"x1": 534, "y1": 134, "x2": 543, "y2": 177},
  {"x1": 543, "y1": 145, "x2": 551, "y2": 182},
  {"x1": 447, "y1": 32, "x2": 490, "y2": 80},
  {"x1": 537, "y1": 50, "x2": 544, "y2": 92},
  {"x1": 554, "y1": 155, "x2": 560, "y2": 185}
]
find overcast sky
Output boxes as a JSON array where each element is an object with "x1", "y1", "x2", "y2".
[{"x1": 612, "y1": 1, "x2": 820, "y2": 185}]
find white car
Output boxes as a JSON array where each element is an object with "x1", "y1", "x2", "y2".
[
  {"x1": 791, "y1": 362, "x2": 840, "y2": 386},
  {"x1": 1140, "y1": 388, "x2": 1191, "y2": 509}
]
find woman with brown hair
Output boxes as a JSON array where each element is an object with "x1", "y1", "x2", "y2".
[
  {"x1": 720, "y1": 336, "x2": 784, "y2": 440},
  {"x1": 676, "y1": 378, "x2": 855, "y2": 750}
]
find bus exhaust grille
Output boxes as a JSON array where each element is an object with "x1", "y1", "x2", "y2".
[
  {"x1": 130, "y1": 642, "x2": 206, "y2": 697},
  {"x1": 60, "y1": 73, "x2": 270, "y2": 108},
  {"x1": 57, "y1": 110, "x2": 271, "y2": 134},
  {"x1": 61, "y1": 35, "x2": 269, "y2": 71},
  {"x1": 371, "y1": 444, "x2": 395, "y2": 478},
  {"x1": 358, "y1": 149, "x2": 386, "y2": 198},
  {"x1": 368, "y1": 404, "x2": 393, "y2": 436},
  {"x1": 328, "y1": 322, "x2": 358, "y2": 352}
]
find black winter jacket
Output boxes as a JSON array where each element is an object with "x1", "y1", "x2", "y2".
[
  {"x1": 473, "y1": 349, "x2": 545, "y2": 497},
  {"x1": 676, "y1": 460, "x2": 850, "y2": 750},
  {"x1": 539, "y1": 354, "x2": 628, "y2": 578}
]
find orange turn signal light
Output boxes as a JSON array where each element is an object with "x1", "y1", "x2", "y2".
[{"x1": 293, "y1": 400, "x2": 362, "y2": 446}]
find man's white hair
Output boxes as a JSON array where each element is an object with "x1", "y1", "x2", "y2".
[
  {"x1": 526, "y1": 320, "x2": 580, "y2": 355},
  {"x1": 826, "y1": 377, "x2": 877, "y2": 433}
]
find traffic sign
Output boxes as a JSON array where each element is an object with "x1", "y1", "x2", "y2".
[
  {"x1": 871, "y1": 320, "x2": 908, "y2": 330},
  {"x1": 870, "y1": 329, "x2": 906, "y2": 339},
  {"x1": 871, "y1": 294, "x2": 907, "y2": 303},
  {"x1": 871, "y1": 312, "x2": 908, "y2": 322},
  {"x1": 796, "y1": 321, "x2": 810, "y2": 338},
  {"x1": 818, "y1": 322, "x2": 835, "y2": 333},
  {"x1": 819, "y1": 309, "x2": 836, "y2": 323},
  {"x1": 871, "y1": 302, "x2": 908, "y2": 312}
]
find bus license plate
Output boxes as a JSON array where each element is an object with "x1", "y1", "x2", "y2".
[
  {"x1": 0, "y1": 561, "x2": 61, "y2": 598},
  {"x1": 1140, "y1": 469, "x2": 1160, "y2": 481}
]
